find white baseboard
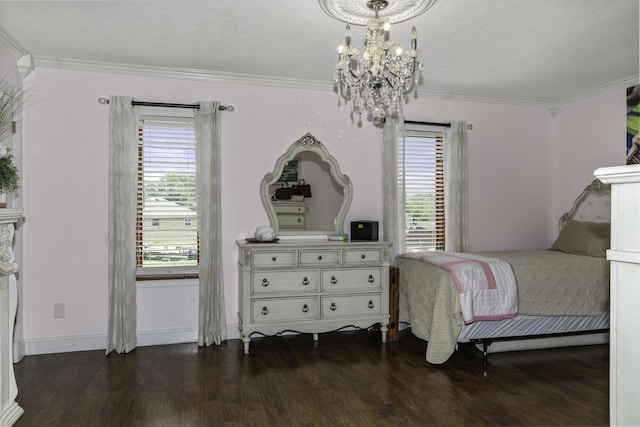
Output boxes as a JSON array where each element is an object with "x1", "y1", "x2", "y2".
[
  {"x1": 23, "y1": 324, "x2": 241, "y2": 356},
  {"x1": 24, "y1": 333, "x2": 107, "y2": 356},
  {"x1": 13, "y1": 340, "x2": 25, "y2": 363}
]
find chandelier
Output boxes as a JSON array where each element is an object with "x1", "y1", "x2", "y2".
[{"x1": 323, "y1": 0, "x2": 436, "y2": 124}]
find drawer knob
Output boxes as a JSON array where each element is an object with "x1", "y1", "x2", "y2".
[
  {"x1": 368, "y1": 274, "x2": 375, "y2": 283},
  {"x1": 318, "y1": 255, "x2": 323, "y2": 261},
  {"x1": 330, "y1": 275, "x2": 337, "y2": 285},
  {"x1": 261, "y1": 306, "x2": 269, "y2": 315},
  {"x1": 330, "y1": 302, "x2": 337, "y2": 311},
  {"x1": 271, "y1": 256, "x2": 277, "y2": 262},
  {"x1": 361, "y1": 254, "x2": 366, "y2": 259},
  {"x1": 368, "y1": 300, "x2": 374, "y2": 309},
  {"x1": 297, "y1": 218, "x2": 302, "y2": 223},
  {"x1": 302, "y1": 304, "x2": 309, "y2": 313},
  {"x1": 261, "y1": 278, "x2": 269, "y2": 287},
  {"x1": 302, "y1": 277, "x2": 309, "y2": 286}
]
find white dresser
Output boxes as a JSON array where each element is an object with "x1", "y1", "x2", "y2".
[
  {"x1": 595, "y1": 165, "x2": 640, "y2": 427},
  {"x1": 237, "y1": 239, "x2": 391, "y2": 354}
]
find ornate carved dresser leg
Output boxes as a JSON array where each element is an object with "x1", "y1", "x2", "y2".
[{"x1": 242, "y1": 334, "x2": 251, "y2": 355}]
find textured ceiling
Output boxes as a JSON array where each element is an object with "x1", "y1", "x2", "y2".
[{"x1": 0, "y1": 0, "x2": 638, "y2": 105}]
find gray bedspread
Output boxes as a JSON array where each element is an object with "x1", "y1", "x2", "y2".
[{"x1": 397, "y1": 250, "x2": 609, "y2": 363}]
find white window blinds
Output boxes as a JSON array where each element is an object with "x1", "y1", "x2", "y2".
[
  {"x1": 136, "y1": 117, "x2": 199, "y2": 272},
  {"x1": 399, "y1": 126, "x2": 445, "y2": 252}
]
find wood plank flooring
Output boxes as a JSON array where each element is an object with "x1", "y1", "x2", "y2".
[{"x1": 13, "y1": 329, "x2": 608, "y2": 426}]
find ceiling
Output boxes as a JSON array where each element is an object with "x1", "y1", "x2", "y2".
[{"x1": 0, "y1": 0, "x2": 638, "y2": 106}]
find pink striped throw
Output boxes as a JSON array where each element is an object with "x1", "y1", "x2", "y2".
[{"x1": 399, "y1": 251, "x2": 519, "y2": 324}]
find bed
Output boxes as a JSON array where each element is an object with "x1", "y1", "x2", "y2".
[{"x1": 397, "y1": 179, "x2": 611, "y2": 365}]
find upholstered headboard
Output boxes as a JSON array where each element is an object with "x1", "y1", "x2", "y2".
[
  {"x1": 550, "y1": 179, "x2": 612, "y2": 258},
  {"x1": 559, "y1": 179, "x2": 611, "y2": 231}
]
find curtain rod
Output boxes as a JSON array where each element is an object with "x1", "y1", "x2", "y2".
[
  {"x1": 404, "y1": 120, "x2": 451, "y2": 128},
  {"x1": 405, "y1": 120, "x2": 473, "y2": 130},
  {"x1": 97, "y1": 97, "x2": 234, "y2": 112}
]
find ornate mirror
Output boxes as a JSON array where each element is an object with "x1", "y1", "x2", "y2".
[{"x1": 260, "y1": 132, "x2": 352, "y2": 236}]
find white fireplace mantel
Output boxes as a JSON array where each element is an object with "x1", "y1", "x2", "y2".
[{"x1": 0, "y1": 208, "x2": 23, "y2": 427}]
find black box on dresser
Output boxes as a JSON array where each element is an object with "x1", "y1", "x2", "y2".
[{"x1": 351, "y1": 220, "x2": 379, "y2": 241}]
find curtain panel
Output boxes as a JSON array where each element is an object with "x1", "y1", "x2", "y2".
[
  {"x1": 195, "y1": 101, "x2": 227, "y2": 346},
  {"x1": 382, "y1": 117, "x2": 406, "y2": 264},
  {"x1": 444, "y1": 121, "x2": 469, "y2": 252},
  {"x1": 106, "y1": 96, "x2": 139, "y2": 354}
]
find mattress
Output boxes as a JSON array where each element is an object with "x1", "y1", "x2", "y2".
[{"x1": 479, "y1": 250, "x2": 609, "y2": 316}]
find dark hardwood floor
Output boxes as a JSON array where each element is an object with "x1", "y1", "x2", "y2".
[{"x1": 13, "y1": 329, "x2": 608, "y2": 426}]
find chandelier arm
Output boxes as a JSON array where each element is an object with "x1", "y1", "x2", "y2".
[
  {"x1": 335, "y1": 78, "x2": 357, "y2": 101},
  {"x1": 348, "y1": 68, "x2": 365, "y2": 80},
  {"x1": 336, "y1": 67, "x2": 367, "y2": 86},
  {"x1": 336, "y1": 70, "x2": 359, "y2": 91},
  {"x1": 382, "y1": 58, "x2": 419, "y2": 86}
]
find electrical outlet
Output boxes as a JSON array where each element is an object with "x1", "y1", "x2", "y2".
[{"x1": 53, "y1": 303, "x2": 65, "y2": 319}]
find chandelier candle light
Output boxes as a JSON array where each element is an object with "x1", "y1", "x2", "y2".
[{"x1": 333, "y1": 0, "x2": 425, "y2": 124}]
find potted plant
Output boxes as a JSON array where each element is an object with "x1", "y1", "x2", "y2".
[
  {"x1": 0, "y1": 90, "x2": 19, "y2": 206},
  {"x1": 0, "y1": 144, "x2": 18, "y2": 188}
]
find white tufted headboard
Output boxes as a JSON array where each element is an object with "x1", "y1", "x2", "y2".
[{"x1": 558, "y1": 179, "x2": 611, "y2": 231}]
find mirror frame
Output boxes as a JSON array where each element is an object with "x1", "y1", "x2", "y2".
[{"x1": 260, "y1": 132, "x2": 353, "y2": 236}]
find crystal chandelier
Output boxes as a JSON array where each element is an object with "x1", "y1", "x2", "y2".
[{"x1": 332, "y1": 0, "x2": 427, "y2": 124}]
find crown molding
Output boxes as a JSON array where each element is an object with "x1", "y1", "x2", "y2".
[
  {"x1": 31, "y1": 55, "x2": 334, "y2": 92},
  {"x1": 0, "y1": 28, "x2": 28, "y2": 57},
  {"x1": 415, "y1": 74, "x2": 640, "y2": 108},
  {"x1": 31, "y1": 56, "x2": 639, "y2": 109},
  {"x1": 414, "y1": 88, "x2": 553, "y2": 107},
  {"x1": 555, "y1": 74, "x2": 640, "y2": 105}
]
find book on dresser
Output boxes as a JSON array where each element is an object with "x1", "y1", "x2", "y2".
[{"x1": 236, "y1": 239, "x2": 392, "y2": 355}]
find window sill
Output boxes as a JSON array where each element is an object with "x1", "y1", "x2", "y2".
[
  {"x1": 136, "y1": 277, "x2": 199, "y2": 288},
  {"x1": 136, "y1": 266, "x2": 198, "y2": 286}
]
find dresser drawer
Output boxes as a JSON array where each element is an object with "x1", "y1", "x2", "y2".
[
  {"x1": 321, "y1": 294, "x2": 381, "y2": 318},
  {"x1": 274, "y1": 204, "x2": 307, "y2": 214},
  {"x1": 252, "y1": 270, "x2": 317, "y2": 294},
  {"x1": 252, "y1": 297, "x2": 318, "y2": 323},
  {"x1": 278, "y1": 214, "x2": 306, "y2": 228},
  {"x1": 252, "y1": 251, "x2": 297, "y2": 267},
  {"x1": 343, "y1": 248, "x2": 382, "y2": 264},
  {"x1": 299, "y1": 249, "x2": 341, "y2": 265},
  {"x1": 321, "y1": 268, "x2": 382, "y2": 291}
]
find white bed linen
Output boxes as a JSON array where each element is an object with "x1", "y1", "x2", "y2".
[{"x1": 398, "y1": 250, "x2": 609, "y2": 363}]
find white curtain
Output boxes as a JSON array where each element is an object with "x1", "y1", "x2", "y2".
[
  {"x1": 382, "y1": 117, "x2": 406, "y2": 264},
  {"x1": 195, "y1": 101, "x2": 227, "y2": 346},
  {"x1": 444, "y1": 121, "x2": 469, "y2": 252},
  {"x1": 106, "y1": 96, "x2": 139, "y2": 354}
]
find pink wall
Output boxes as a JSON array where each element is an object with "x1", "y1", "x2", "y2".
[
  {"x1": 552, "y1": 90, "x2": 627, "y2": 234},
  {"x1": 18, "y1": 65, "x2": 626, "y2": 353},
  {"x1": 402, "y1": 99, "x2": 552, "y2": 251}
]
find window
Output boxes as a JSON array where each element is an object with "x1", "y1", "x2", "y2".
[
  {"x1": 136, "y1": 116, "x2": 199, "y2": 277},
  {"x1": 399, "y1": 125, "x2": 445, "y2": 252}
]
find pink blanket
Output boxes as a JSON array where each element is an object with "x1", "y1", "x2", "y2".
[{"x1": 398, "y1": 251, "x2": 518, "y2": 324}]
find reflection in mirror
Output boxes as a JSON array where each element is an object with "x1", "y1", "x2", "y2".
[
  {"x1": 269, "y1": 151, "x2": 342, "y2": 231},
  {"x1": 260, "y1": 133, "x2": 352, "y2": 236}
]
